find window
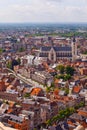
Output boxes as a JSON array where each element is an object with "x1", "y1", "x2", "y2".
[{"x1": 51, "y1": 53, "x2": 54, "y2": 61}]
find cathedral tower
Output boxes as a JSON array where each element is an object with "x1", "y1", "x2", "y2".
[{"x1": 72, "y1": 35, "x2": 77, "y2": 61}]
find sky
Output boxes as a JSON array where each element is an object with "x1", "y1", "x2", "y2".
[{"x1": 0, "y1": 0, "x2": 87, "y2": 23}]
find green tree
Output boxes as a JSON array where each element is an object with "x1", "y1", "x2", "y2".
[
  {"x1": 55, "y1": 74, "x2": 71, "y2": 81},
  {"x1": 75, "y1": 101, "x2": 85, "y2": 109},
  {"x1": 65, "y1": 66, "x2": 75, "y2": 76},
  {"x1": 69, "y1": 107, "x2": 75, "y2": 114},
  {"x1": 83, "y1": 51, "x2": 87, "y2": 54},
  {"x1": 64, "y1": 74, "x2": 71, "y2": 81},
  {"x1": 0, "y1": 48, "x2": 3, "y2": 54},
  {"x1": 24, "y1": 93, "x2": 30, "y2": 98},
  {"x1": 56, "y1": 65, "x2": 65, "y2": 74},
  {"x1": 50, "y1": 82, "x2": 55, "y2": 90},
  {"x1": 17, "y1": 58, "x2": 21, "y2": 65},
  {"x1": 65, "y1": 88, "x2": 69, "y2": 95},
  {"x1": 19, "y1": 47, "x2": 25, "y2": 52},
  {"x1": 55, "y1": 74, "x2": 64, "y2": 79},
  {"x1": 46, "y1": 87, "x2": 51, "y2": 93},
  {"x1": 6, "y1": 61, "x2": 12, "y2": 69}
]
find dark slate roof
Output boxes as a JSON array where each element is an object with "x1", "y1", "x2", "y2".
[
  {"x1": 56, "y1": 122, "x2": 69, "y2": 130},
  {"x1": 41, "y1": 46, "x2": 72, "y2": 52},
  {"x1": 41, "y1": 46, "x2": 51, "y2": 51},
  {"x1": 63, "y1": 121, "x2": 69, "y2": 130},
  {"x1": 54, "y1": 46, "x2": 72, "y2": 51},
  {"x1": 56, "y1": 125, "x2": 63, "y2": 130},
  {"x1": 39, "y1": 53, "x2": 48, "y2": 57}
]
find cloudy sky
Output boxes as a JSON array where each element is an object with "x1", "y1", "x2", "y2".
[{"x1": 0, "y1": 0, "x2": 87, "y2": 23}]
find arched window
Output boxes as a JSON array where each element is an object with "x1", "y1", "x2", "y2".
[{"x1": 51, "y1": 53, "x2": 54, "y2": 61}]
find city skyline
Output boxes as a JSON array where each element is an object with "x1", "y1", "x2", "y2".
[{"x1": 0, "y1": 0, "x2": 87, "y2": 23}]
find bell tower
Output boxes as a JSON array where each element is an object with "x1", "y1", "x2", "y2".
[{"x1": 72, "y1": 35, "x2": 77, "y2": 61}]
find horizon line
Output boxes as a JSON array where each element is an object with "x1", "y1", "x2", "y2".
[{"x1": 0, "y1": 22, "x2": 87, "y2": 24}]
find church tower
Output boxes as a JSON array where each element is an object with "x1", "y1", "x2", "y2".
[{"x1": 72, "y1": 35, "x2": 77, "y2": 61}]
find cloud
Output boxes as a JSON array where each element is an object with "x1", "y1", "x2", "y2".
[
  {"x1": 0, "y1": 0, "x2": 86, "y2": 23},
  {"x1": 44, "y1": 0, "x2": 62, "y2": 2}
]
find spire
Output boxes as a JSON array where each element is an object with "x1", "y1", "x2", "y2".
[{"x1": 73, "y1": 34, "x2": 76, "y2": 42}]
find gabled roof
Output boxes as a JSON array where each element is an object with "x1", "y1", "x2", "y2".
[{"x1": 30, "y1": 87, "x2": 43, "y2": 96}]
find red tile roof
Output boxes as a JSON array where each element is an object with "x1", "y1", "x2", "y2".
[{"x1": 73, "y1": 86, "x2": 81, "y2": 93}]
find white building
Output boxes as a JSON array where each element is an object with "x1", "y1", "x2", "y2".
[{"x1": 21, "y1": 55, "x2": 42, "y2": 66}]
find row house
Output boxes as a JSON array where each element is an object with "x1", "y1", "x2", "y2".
[
  {"x1": 8, "y1": 114, "x2": 30, "y2": 130},
  {"x1": 0, "y1": 92, "x2": 18, "y2": 102},
  {"x1": 69, "y1": 113, "x2": 87, "y2": 128}
]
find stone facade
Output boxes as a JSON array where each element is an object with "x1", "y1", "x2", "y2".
[{"x1": 39, "y1": 38, "x2": 77, "y2": 62}]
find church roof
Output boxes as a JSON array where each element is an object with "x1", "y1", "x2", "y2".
[
  {"x1": 41, "y1": 46, "x2": 72, "y2": 52},
  {"x1": 41, "y1": 46, "x2": 51, "y2": 51},
  {"x1": 54, "y1": 46, "x2": 72, "y2": 51}
]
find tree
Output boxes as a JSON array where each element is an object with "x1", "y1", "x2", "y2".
[
  {"x1": 19, "y1": 47, "x2": 25, "y2": 52},
  {"x1": 6, "y1": 61, "x2": 12, "y2": 69},
  {"x1": 75, "y1": 101, "x2": 85, "y2": 109},
  {"x1": 0, "y1": 48, "x2": 3, "y2": 54},
  {"x1": 50, "y1": 82, "x2": 55, "y2": 89},
  {"x1": 69, "y1": 107, "x2": 75, "y2": 114},
  {"x1": 65, "y1": 66, "x2": 75, "y2": 76},
  {"x1": 24, "y1": 93, "x2": 30, "y2": 98},
  {"x1": 64, "y1": 74, "x2": 71, "y2": 81},
  {"x1": 46, "y1": 107, "x2": 76, "y2": 127},
  {"x1": 65, "y1": 88, "x2": 69, "y2": 95},
  {"x1": 46, "y1": 87, "x2": 51, "y2": 93},
  {"x1": 55, "y1": 74, "x2": 71, "y2": 81},
  {"x1": 56, "y1": 65, "x2": 65, "y2": 74},
  {"x1": 83, "y1": 51, "x2": 87, "y2": 54},
  {"x1": 17, "y1": 58, "x2": 21, "y2": 65}
]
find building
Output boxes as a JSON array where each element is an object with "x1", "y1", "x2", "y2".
[
  {"x1": 79, "y1": 68, "x2": 87, "y2": 75},
  {"x1": 21, "y1": 55, "x2": 42, "y2": 66},
  {"x1": 0, "y1": 122, "x2": 17, "y2": 130},
  {"x1": 0, "y1": 92, "x2": 18, "y2": 102},
  {"x1": 38, "y1": 37, "x2": 77, "y2": 62},
  {"x1": 30, "y1": 71, "x2": 53, "y2": 85},
  {"x1": 8, "y1": 114, "x2": 30, "y2": 130}
]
